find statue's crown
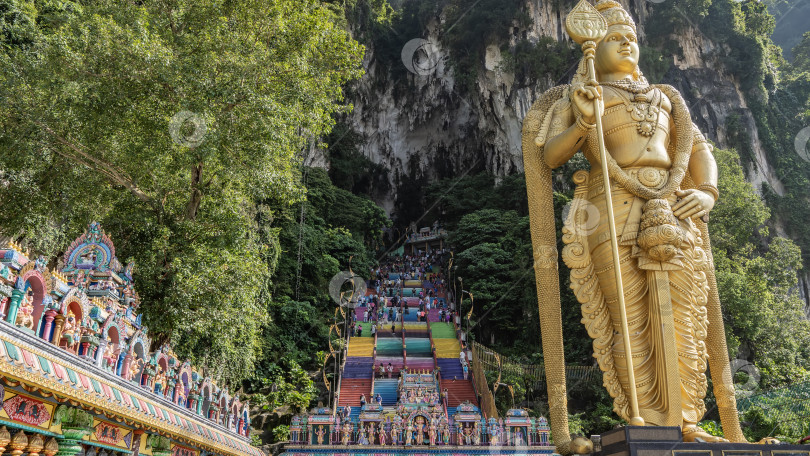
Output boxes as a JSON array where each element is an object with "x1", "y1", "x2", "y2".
[{"x1": 595, "y1": 0, "x2": 636, "y2": 33}]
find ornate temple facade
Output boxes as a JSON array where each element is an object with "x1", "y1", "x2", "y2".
[
  {"x1": 0, "y1": 223, "x2": 261, "y2": 456},
  {"x1": 286, "y1": 371, "x2": 553, "y2": 455}
]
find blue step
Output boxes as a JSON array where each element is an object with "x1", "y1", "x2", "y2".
[
  {"x1": 373, "y1": 379, "x2": 399, "y2": 406},
  {"x1": 405, "y1": 338, "x2": 432, "y2": 357},
  {"x1": 344, "y1": 357, "x2": 374, "y2": 379},
  {"x1": 437, "y1": 358, "x2": 463, "y2": 379},
  {"x1": 338, "y1": 407, "x2": 362, "y2": 423}
]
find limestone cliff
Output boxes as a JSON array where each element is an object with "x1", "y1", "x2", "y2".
[
  {"x1": 330, "y1": 0, "x2": 786, "y2": 213},
  {"x1": 322, "y1": 0, "x2": 808, "y2": 301}
]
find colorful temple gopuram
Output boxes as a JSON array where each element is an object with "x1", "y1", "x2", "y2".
[
  {"x1": 285, "y1": 253, "x2": 555, "y2": 455},
  {"x1": 0, "y1": 222, "x2": 261, "y2": 456}
]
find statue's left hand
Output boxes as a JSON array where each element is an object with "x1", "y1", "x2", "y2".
[{"x1": 673, "y1": 189, "x2": 715, "y2": 220}]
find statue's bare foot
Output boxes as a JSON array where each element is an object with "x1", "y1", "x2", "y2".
[
  {"x1": 683, "y1": 426, "x2": 729, "y2": 443},
  {"x1": 757, "y1": 437, "x2": 780, "y2": 444}
]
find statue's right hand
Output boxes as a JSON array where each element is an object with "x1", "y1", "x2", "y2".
[{"x1": 571, "y1": 82, "x2": 603, "y2": 124}]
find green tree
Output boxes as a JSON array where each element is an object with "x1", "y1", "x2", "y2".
[
  {"x1": 710, "y1": 147, "x2": 809, "y2": 387},
  {"x1": 0, "y1": 0, "x2": 364, "y2": 384}
]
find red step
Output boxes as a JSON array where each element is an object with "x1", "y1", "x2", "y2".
[
  {"x1": 440, "y1": 379, "x2": 477, "y2": 407},
  {"x1": 337, "y1": 379, "x2": 372, "y2": 407}
]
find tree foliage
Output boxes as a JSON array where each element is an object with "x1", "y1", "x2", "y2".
[
  {"x1": 0, "y1": 0, "x2": 365, "y2": 384},
  {"x1": 710, "y1": 147, "x2": 809, "y2": 387}
]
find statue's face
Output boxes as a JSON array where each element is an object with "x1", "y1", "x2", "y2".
[{"x1": 595, "y1": 25, "x2": 639, "y2": 78}]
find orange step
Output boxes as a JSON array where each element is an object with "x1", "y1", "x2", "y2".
[
  {"x1": 337, "y1": 379, "x2": 372, "y2": 407},
  {"x1": 440, "y1": 379, "x2": 477, "y2": 407}
]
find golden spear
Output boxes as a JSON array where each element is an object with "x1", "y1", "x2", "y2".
[{"x1": 564, "y1": 0, "x2": 644, "y2": 426}]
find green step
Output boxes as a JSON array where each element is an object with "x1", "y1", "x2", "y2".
[
  {"x1": 376, "y1": 339, "x2": 403, "y2": 356},
  {"x1": 405, "y1": 338, "x2": 432, "y2": 356},
  {"x1": 430, "y1": 322, "x2": 456, "y2": 339}
]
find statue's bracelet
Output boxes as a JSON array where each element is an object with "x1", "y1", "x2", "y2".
[
  {"x1": 575, "y1": 115, "x2": 596, "y2": 133},
  {"x1": 696, "y1": 183, "x2": 719, "y2": 201}
]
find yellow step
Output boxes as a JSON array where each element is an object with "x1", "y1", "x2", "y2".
[
  {"x1": 347, "y1": 339, "x2": 375, "y2": 357},
  {"x1": 434, "y1": 339, "x2": 460, "y2": 358}
]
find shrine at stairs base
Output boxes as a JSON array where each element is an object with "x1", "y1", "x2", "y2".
[
  {"x1": 283, "y1": 446, "x2": 556, "y2": 456},
  {"x1": 284, "y1": 251, "x2": 556, "y2": 456}
]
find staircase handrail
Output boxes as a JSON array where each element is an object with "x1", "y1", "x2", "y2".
[
  {"x1": 371, "y1": 331, "x2": 377, "y2": 398},
  {"x1": 427, "y1": 314, "x2": 439, "y2": 374},
  {"x1": 400, "y1": 291, "x2": 407, "y2": 370},
  {"x1": 470, "y1": 341, "x2": 600, "y2": 383},
  {"x1": 334, "y1": 328, "x2": 350, "y2": 413},
  {"x1": 469, "y1": 341, "x2": 498, "y2": 419}
]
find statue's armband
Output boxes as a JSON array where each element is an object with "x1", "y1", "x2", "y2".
[
  {"x1": 534, "y1": 98, "x2": 574, "y2": 149},
  {"x1": 691, "y1": 122, "x2": 713, "y2": 155}
]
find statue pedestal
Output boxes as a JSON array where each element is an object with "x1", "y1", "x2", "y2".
[{"x1": 601, "y1": 426, "x2": 810, "y2": 456}]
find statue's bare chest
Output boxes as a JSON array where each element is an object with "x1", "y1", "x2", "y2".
[{"x1": 595, "y1": 85, "x2": 674, "y2": 167}]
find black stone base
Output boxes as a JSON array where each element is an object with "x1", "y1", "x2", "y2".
[{"x1": 600, "y1": 426, "x2": 810, "y2": 456}]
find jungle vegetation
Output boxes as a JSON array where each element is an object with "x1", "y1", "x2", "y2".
[{"x1": 0, "y1": 0, "x2": 809, "y2": 446}]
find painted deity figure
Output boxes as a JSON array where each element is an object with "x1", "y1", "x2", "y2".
[
  {"x1": 315, "y1": 426, "x2": 325, "y2": 445},
  {"x1": 61, "y1": 311, "x2": 79, "y2": 347},
  {"x1": 378, "y1": 422, "x2": 387, "y2": 446},
  {"x1": 525, "y1": 0, "x2": 731, "y2": 444},
  {"x1": 428, "y1": 421, "x2": 437, "y2": 446},
  {"x1": 154, "y1": 367, "x2": 167, "y2": 395},
  {"x1": 342, "y1": 423, "x2": 351, "y2": 445},
  {"x1": 515, "y1": 428, "x2": 525, "y2": 447},
  {"x1": 473, "y1": 422, "x2": 481, "y2": 446},
  {"x1": 442, "y1": 425, "x2": 450, "y2": 445},
  {"x1": 357, "y1": 425, "x2": 367, "y2": 445},
  {"x1": 103, "y1": 337, "x2": 117, "y2": 370},
  {"x1": 405, "y1": 423, "x2": 414, "y2": 446},
  {"x1": 490, "y1": 424, "x2": 500, "y2": 446},
  {"x1": 391, "y1": 423, "x2": 400, "y2": 445},
  {"x1": 416, "y1": 417, "x2": 424, "y2": 444},
  {"x1": 16, "y1": 290, "x2": 35, "y2": 329},
  {"x1": 126, "y1": 357, "x2": 142, "y2": 382}
]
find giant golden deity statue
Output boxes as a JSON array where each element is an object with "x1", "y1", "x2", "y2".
[{"x1": 522, "y1": 1, "x2": 745, "y2": 451}]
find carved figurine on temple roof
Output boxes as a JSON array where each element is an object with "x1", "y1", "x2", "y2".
[
  {"x1": 62, "y1": 311, "x2": 79, "y2": 347},
  {"x1": 154, "y1": 367, "x2": 168, "y2": 395},
  {"x1": 103, "y1": 337, "x2": 116, "y2": 370},
  {"x1": 129, "y1": 357, "x2": 143, "y2": 381},
  {"x1": 15, "y1": 289, "x2": 35, "y2": 330},
  {"x1": 79, "y1": 246, "x2": 98, "y2": 266},
  {"x1": 523, "y1": 0, "x2": 746, "y2": 449}
]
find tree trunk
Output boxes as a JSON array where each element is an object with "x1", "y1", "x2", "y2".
[{"x1": 185, "y1": 163, "x2": 203, "y2": 220}]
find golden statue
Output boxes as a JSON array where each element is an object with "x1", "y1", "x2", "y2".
[{"x1": 522, "y1": 1, "x2": 745, "y2": 451}]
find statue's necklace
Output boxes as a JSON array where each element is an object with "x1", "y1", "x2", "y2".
[{"x1": 601, "y1": 81, "x2": 661, "y2": 137}]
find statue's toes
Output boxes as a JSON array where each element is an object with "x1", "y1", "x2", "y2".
[{"x1": 757, "y1": 437, "x2": 780, "y2": 445}]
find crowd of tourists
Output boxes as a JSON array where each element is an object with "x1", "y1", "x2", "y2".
[{"x1": 348, "y1": 250, "x2": 455, "y2": 338}]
